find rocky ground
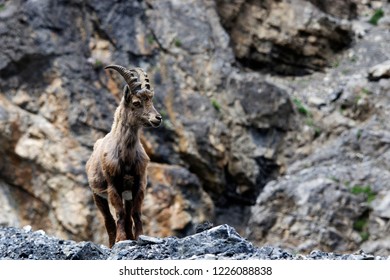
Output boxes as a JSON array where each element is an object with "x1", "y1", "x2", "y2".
[
  {"x1": 1, "y1": 225, "x2": 387, "y2": 260},
  {"x1": 1, "y1": 0, "x2": 390, "y2": 256}
]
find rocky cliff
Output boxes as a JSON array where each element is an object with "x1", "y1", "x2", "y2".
[{"x1": 0, "y1": 0, "x2": 390, "y2": 255}]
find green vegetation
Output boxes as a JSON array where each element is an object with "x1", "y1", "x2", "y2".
[
  {"x1": 329, "y1": 176, "x2": 340, "y2": 183},
  {"x1": 0, "y1": 4, "x2": 5, "y2": 11},
  {"x1": 353, "y1": 217, "x2": 369, "y2": 242},
  {"x1": 174, "y1": 38, "x2": 182, "y2": 48},
  {"x1": 293, "y1": 97, "x2": 322, "y2": 138},
  {"x1": 160, "y1": 109, "x2": 168, "y2": 119},
  {"x1": 369, "y1": 9, "x2": 384, "y2": 25},
  {"x1": 349, "y1": 55, "x2": 358, "y2": 63},
  {"x1": 361, "y1": 88, "x2": 372, "y2": 95},
  {"x1": 146, "y1": 34, "x2": 155, "y2": 45},
  {"x1": 305, "y1": 118, "x2": 321, "y2": 138},
  {"x1": 211, "y1": 98, "x2": 221, "y2": 112},
  {"x1": 350, "y1": 185, "x2": 376, "y2": 203},
  {"x1": 292, "y1": 97, "x2": 311, "y2": 117},
  {"x1": 356, "y1": 129, "x2": 362, "y2": 140}
]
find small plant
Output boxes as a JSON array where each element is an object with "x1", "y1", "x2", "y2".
[
  {"x1": 350, "y1": 55, "x2": 358, "y2": 63},
  {"x1": 146, "y1": 34, "x2": 155, "y2": 45},
  {"x1": 353, "y1": 217, "x2": 369, "y2": 242},
  {"x1": 292, "y1": 97, "x2": 311, "y2": 117},
  {"x1": 353, "y1": 218, "x2": 367, "y2": 232},
  {"x1": 0, "y1": 4, "x2": 5, "y2": 11},
  {"x1": 360, "y1": 231, "x2": 370, "y2": 242},
  {"x1": 356, "y1": 129, "x2": 362, "y2": 140},
  {"x1": 350, "y1": 185, "x2": 376, "y2": 203},
  {"x1": 361, "y1": 88, "x2": 371, "y2": 95},
  {"x1": 211, "y1": 98, "x2": 221, "y2": 112},
  {"x1": 329, "y1": 176, "x2": 340, "y2": 183},
  {"x1": 332, "y1": 60, "x2": 340, "y2": 68},
  {"x1": 160, "y1": 109, "x2": 168, "y2": 119},
  {"x1": 369, "y1": 9, "x2": 384, "y2": 25},
  {"x1": 174, "y1": 38, "x2": 182, "y2": 48},
  {"x1": 305, "y1": 118, "x2": 321, "y2": 138}
]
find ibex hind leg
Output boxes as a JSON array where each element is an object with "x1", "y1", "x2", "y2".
[
  {"x1": 107, "y1": 186, "x2": 127, "y2": 244},
  {"x1": 93, "y1": 193, "x2": 116, "y2": 248}
]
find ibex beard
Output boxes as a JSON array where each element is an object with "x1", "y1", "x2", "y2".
[{"x1": 86, "y1": 65, "x2": 162, "y2": 248}]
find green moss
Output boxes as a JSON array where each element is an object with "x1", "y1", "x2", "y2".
[
  {"x1": 353, "y1": 217, "x2": 370, "y2": 242},
  {"x1": 0, "y1": 4, "x2": 5, "y2": 11},
  {"x1": 293, "y1": 98, "x2": 311, "y2": 117},
  {"x1": 350, "y1": 55, "x2": 358, "y2": 63},
  {"x1": 211, "y1": 98, "x2": 221, "y2": 112},
  {"x1": 146, "y1": 34, "x2": 155, "y2": 45},
  {"x1": 353, "y1": 218, "x2": 366, "y2": 232},
  {"x1": 174, "y1": 38, "x2": 182, "y2": 48},
  {"x1": 361, "y1": 88, "x2": 371, "y2": 95},
  {"x1": 329, "y1": 176, "x2": 340, "y2": 183},
  {"x1": 369, "y1": 9, "x2": 384, "y2": 25},
  {"x1": 360, "y1": 231, "x2": 370, "y2": 242},
  {"x1": 351, "y1": 185, "x2": 376, "y2": 203},
  {"x1": 160, "y1": 109, "x2": 168, "y2": 119},
  {"x1": 305, "y1": 117, "x2": 322, "y2": 138},
  {"x1": 356, "y1": 129, "x2": 362, "y2": 140}
]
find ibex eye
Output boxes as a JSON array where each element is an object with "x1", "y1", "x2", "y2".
[{"x1": 133, "y1": 101, "x2": 141, "y2": 107}]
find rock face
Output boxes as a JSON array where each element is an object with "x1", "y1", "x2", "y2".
[
  {"x1": 1, "y1": 225, "x2": 387, "y2": 260},
  {"x1": 1, "y1": 0, "x2": 390, "y2": 256},
  {"x1": 0, "y1": 0, "x2": 295, "y2": 244},
  {"x1": 247, "y1": 1, "x2": 390, "y2": 255},
  {"x1": 216, "y1": 0, "x2": 354, "y2": 74}
]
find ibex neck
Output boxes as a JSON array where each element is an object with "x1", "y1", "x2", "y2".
[{"x1": 113, "y1": 122, "x2": 141, "y2": 147}]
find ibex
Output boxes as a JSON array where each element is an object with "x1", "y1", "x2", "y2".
[{"x1": 86, "y1": 65, "x2": 162, "y2": 247}]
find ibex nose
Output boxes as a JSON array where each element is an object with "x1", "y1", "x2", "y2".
[{"x1": 156, "y1": 115, "x2": 162, "y2": 121}]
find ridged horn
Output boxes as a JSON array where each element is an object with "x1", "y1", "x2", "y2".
[
  {"x1": 105, "y1": 65, "x2": 142, "y2": 93},
  {"x1": 132, "y1": 67, "x2": 152, "y2": 91}
]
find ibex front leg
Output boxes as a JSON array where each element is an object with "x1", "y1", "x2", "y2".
[
  {"x1": 132, "y1": 174, "x2": 146, "y2": 240},
  {"x1": 107, "y1": 185, "x2": 127, "y2": 243}
]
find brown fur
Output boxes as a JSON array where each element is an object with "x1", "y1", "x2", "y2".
[{"x1": 86, "y1": 75, "x2": 161, "y2": 247}]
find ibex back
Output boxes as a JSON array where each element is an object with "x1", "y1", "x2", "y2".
[{"x1": 86, "y1": 65, "x2": 162, "y2": 247}]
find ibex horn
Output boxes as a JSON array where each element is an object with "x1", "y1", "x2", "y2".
[
  {"x1": 132, "y1": 68, "x2": 152, "y2": 90},
  {"x1": 105, "y1": 65, "x2": 142, "y2": 93}
]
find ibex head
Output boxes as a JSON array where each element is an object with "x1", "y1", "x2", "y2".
[{"x1": 105, "y1": 65, "x2": 162, "y2": 128}]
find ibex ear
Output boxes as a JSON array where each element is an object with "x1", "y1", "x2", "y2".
[{"x1": 123, "y1": 85, "x2": 131, "y2": 104}]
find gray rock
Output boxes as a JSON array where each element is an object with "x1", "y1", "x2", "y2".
[
  {"x1": 1, "y1": 0, "x2": 390, "y2": 259},
  {"x1": 0, "y1": 0, "x2": 296, "y2": 245},
  {"x1": 216, "y1": 0, "x2": 354, "y2": 74},
  {"x1": 368, "y1": 60, "x2": 390, "y2": 80},
  {"x1": 2, "y1": 225, "x2": 387, "y2": 260}
]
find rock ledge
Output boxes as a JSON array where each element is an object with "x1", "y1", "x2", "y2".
[{"x1": 0, "y1": 225, "x2": 388, "y2": 260}]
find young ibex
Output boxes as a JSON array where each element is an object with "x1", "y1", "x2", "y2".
[{"x1": 86, "y1": 65, "x2": 162, "y2": 247}]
